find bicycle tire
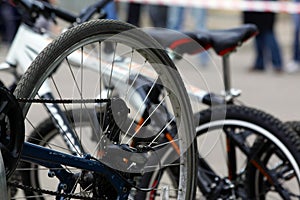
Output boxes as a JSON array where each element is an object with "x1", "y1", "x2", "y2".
[
  {"x1": 285, "y1": 121, "x2": 300, "y2": 135},
  {"x1": 138, "y1": 104, "x2": 300, "y2": 199},
  {"x1": 195, "y1": 105, "x2": 300, "y2": 199},
  {"x1": 13, "y1": 19, "x2": 197, "y2": 199}
]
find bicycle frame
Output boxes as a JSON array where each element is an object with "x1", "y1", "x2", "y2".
[{"x1": 21, "y1": 142, "x2": 131, "y2": 199}]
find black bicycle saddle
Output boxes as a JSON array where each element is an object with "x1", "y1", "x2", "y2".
[{"x1": 146, "y1": 24, "x2": 258, "y2": 57}]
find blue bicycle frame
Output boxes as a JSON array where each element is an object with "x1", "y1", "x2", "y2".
[{"x1": 21, "y1": 142, "x2": 131, "y2": 199}]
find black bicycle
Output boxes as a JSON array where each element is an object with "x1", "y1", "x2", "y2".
[{"x1": 142, "y1": 25, "x2": 300, "y2": 199}]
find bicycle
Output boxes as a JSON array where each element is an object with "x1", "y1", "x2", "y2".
[
  {"x1": 2, "y1": 0, "x2": 300, "y2": 196},
  {"x1": 0, "y1": 0, "x2": 197, "y2": 199},
  {"x1": 0, "y1": 0, "x2": 193, "y2": 198},
  {"x1": 141, "y1": 26, "x2": 300, "y2": 199}
]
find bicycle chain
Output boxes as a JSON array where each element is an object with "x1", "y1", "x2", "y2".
[{"x1": 8, "y1": 181, "x2": 102, "y2": 200}]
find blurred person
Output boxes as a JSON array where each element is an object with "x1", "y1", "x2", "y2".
[
  {"x1": 167, "y1": 6, "x2": 207, "y2": 36},
  {"x1": 104, "y1": 0, "x2": 118, "y2": 20},
  {"x1": 149, "y1": 4, "x2": 168, "y2": 28},
  {"x1": 243, "y1": 0, "x2": 283, "y2": 73},
  {"x1": 167, "y1": 6, "x2": 184, "y2": 30},
  {"x1": 127, "y1": 2, "x2": 141, "y2": 26},
  {"x1": 286, "y1": 0, "x2": 300, "y2": 72},
  {"x1": 126, "y1": 3, "x2": 168, "y2": 28},
  {"x1": 0, "y1": 0, "x2": 20, "y2": 44}
]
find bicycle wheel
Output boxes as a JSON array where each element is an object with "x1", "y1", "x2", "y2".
[
  {"x1": 12, "y1": 19, "x2": 197, "y2": 199},
  {"x1": 194, "y1": 105, "x2": 300, "y2": 199}
]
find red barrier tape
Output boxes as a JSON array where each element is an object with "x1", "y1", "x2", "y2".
[{"x1": 116, "y1": 0, "x2": 300, "y2": 14}]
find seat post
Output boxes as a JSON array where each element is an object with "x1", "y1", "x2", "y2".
[{"x1": 222, "y1": 54, "x2": 231, "y2": 95}]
